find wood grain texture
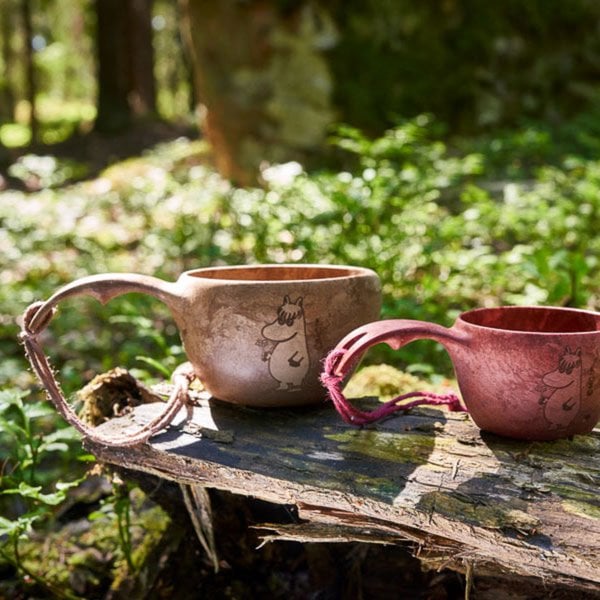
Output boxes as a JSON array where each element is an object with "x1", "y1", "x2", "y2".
[{"x1": 85, "y1": 388, "x2": 600, "y2": 593}]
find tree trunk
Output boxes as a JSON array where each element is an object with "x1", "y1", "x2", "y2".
[
  {"x1": 0, "y1": 2, "x2": 16, "y2": 124},
  {"x1": 180, "y1": 0, "x2": 336, "y2": 186},
  {"x1": 95, "y1": 0, "x2": 131, "y2": 132},
  {"x1": 128, "y1": 0, "x2": 157, "y2": 117},
  {"x1": 20, "y1": 0, "x2": 37, "y2": 143},
  {"x1": 94, "y1": 0, "x2": 156, "y2": 133},
  {"x1": 86, "y1": 384, "x2": 600, "y2": 594}
]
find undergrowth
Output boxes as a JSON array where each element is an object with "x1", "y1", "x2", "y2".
[{"x1": 1, "y1": 114, "x2": 600, "y2": 596}]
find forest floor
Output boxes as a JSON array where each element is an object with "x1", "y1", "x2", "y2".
[
  {"x1": 0, "y1": 126, "x2": 464, "y2": 599},
  {"x1": 2, "y1": 123, "x2": 598, "y2": 599}
]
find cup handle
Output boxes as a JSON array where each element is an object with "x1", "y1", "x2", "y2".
[
  {"x1": 20, "y1": 273, "x2": 192, "y2": 447},
  {"x1": 321, "y1": 319, "x2": 470, "y2": 425},
  {"x1": 26, "y1": 273, "x2": 185, "y2": 333}
]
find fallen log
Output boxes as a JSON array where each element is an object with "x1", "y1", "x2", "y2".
[{"x1": 84, "y1": 384, "x2": 600, "y2": 595}]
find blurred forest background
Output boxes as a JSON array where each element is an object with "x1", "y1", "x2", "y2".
[{"x1": 2, "y1": 0, "x2": 600, "y2": 598}]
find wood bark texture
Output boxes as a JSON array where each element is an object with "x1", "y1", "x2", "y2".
[{"x1": 85, "y1": 387, "x2": 600, "y2": 594}]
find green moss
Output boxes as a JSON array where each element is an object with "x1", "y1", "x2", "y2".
[
  {"x1": 345, "y1": 365, "x2": 429, "y2": 401},
  {"x1": 14, "y1": 485, "x2": 173, "y2": 598},
  {"x1": 419, "y1": 491, "x2": 541, "y2": 532},
  {"x1": 353, "y1": 472, "x2": 402, "y2": 496},
  {"x1": 531, "y1": 435, "x2": 600, "y2": 459},
  {"x1": 561, "y1": 500, "x2": 600, "y2": 520},
  {"x1": 344, "y1": 364, "x2": 457, "y2": 403},
  {"x1": 325, "y1": 430, "x2": 436, "y2": 464},
  {"x1": 110, "y1": 504, "x2": 172, "y2": 593},
  {"x1": 547, "y1": 484, "x2": 600, "y2": 520}
]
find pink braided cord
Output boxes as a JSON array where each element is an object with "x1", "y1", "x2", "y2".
[{"x1": 321, "y1": 348, "x2": 466, "y2": 426}]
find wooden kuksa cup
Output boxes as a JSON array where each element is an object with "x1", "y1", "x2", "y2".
[
  {"x1": 26, "y1": 264, "x2": 382, "y2": 408},
  {"x1": 327, "y1": 306, "x2": 600, "y2": 440}
]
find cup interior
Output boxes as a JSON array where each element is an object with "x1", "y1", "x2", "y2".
[
  {"x1": 460, "y1": 306, "x2": 600, "y2": 333},
  {"x1": 186, "y1": 265, "x2": 368, "y2": 282}
]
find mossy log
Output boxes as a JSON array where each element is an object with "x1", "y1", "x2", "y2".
[{"x1": 84, "y1": 384, "x2": 600, "y2": 594}]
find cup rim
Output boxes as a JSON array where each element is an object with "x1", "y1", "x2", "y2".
[
  {"x1": 458, "y1": 305, "x2": 600, "y2": 335},
  {"x1": 181, "y1": 263, "x2": 378, "y2": 284}
]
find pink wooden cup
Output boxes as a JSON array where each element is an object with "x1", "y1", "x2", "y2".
[{"x1": 324, "y1": 306, "x2": 600, "y2": 441}]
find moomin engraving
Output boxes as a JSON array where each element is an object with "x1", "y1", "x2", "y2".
[
  {"x1": 260, "y1": 296, "x2": 310, "y2": 392},
  {"x1": 539, "y1": 347, "x2": 583, "y2": 430}
]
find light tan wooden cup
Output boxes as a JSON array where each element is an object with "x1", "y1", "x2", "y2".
[{"x1": 26, "y1": 264, "x2": 381, "y2": 407}]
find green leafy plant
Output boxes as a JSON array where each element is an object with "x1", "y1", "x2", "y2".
[
  {"x1": 8, "y1": 154, "x2": 89, "y2": 189},
  {"x1": 4, "y1": 116, "x2": 600, "y2": 380},
  {"x1": 88, "y1": 480, "x2": 137, "y2": 573},
  {"x1": 3, "y1": 109, "x2": 600, "y2": 597},
  {"x1": 0, "y1": 389, "x2": 86, "y2": 597}
]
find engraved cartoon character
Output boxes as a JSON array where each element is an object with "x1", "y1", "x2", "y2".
[
  {"x1": 538, "y1": 346, "x2": 582, "y2": 429},
  {"x1": 260, "y1": 296, "x2": 310, "y2": 392}
]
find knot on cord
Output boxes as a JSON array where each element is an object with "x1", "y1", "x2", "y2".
[
  {"x1": 20, "y1": 300, "x2": 55, "y2": 342},
  {"x1": 320, "y1": 348, "x2": 346, "y2": 387}
]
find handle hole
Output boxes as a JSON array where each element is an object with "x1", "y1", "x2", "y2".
[
  {"x1": 343, "y1": 339, "x2": 455, "y2": 400},
  {"x1": 35, "y1": 293, "x2": 181, "y2": 398}
]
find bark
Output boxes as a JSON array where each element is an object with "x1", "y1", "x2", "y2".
[
  {"x1": 94, "y1": 0, "x2": 156, "y2": 133},
  {"x1": 85, "y1": 384, "x2": 600, "y2": 594},
  {"x1": 128, "y1": 0, "x2": 156, "y2": 117},
  {"x1": 0, "y1": 2, "x2": 16, "y2": 123},
  {"x1": 95, "y1": 0, "x2": 131, "y2": 132},
  {"x1": 20, "y1": 0, "x2": 37, "y2": 142},
  {"x1": 180, "y1": 0, "x2": 336, "y2": 185}
]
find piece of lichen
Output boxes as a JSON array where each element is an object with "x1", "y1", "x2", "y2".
[
  {"x1": 325, "y1": 430, "x2": 436, "y2": 464},
  {"x1": 77, "y1": 368, "x2": 162, "y2": 426},
  {"x1": 419, "y1": 491, "x2": 541, "y2": 533}
]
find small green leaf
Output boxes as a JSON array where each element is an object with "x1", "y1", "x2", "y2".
[
  {"x1": 43, "y1": 427, "x2": 81, "y2": 443},
  {"x1": 22, "y1": 403, "x2": 55, "y2": 420},
  {"x1": 1, "y1": 481, "x2": 72, "y2": 506},
  {"x1": 77, "y1": 453, "x2": 97, "y2": 463},
  {"x1": 135, "y1": 355, "x2": 171, "y2": 378},
  {"x1": 0, "y1": 515, "x2": 26, "y2": 537},
  {"x1": 55, "y1": 480, "x2": 82, "y2": 492},
  {"x1": 39, "y1": 442, "x2": 70, "y2": 454},
  {"x1": 0, "y1": 390, "x2": 27, "y2": 411},
  {"x1": 0, "y1": 416, "x2": 27, "y2": 440}
]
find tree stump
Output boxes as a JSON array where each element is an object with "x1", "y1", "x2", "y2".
[{"x1": 84, "y1": 384, "x2": 600, "y2": 595}]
